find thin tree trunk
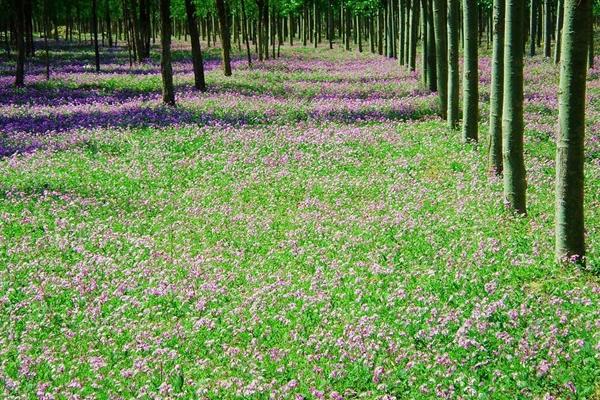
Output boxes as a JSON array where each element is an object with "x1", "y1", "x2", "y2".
[
  {"x1": 426, "y1": 0, "x2": 437, "y2": 91},
  {"x1": 409, "y1": 0, "x2": 420, "y2": 70},
  {"x1": 92, "y1": 0, "x2": 101, "y2": 72},
  {"x1": 555, "y1": 0, "x2": 591, "y2": 263},
  {"x1": 502, "y1": 0, "x2": 527, "y2": 214},
  {"x1": 554, "y1": 0, "x2": 563, "y2": 64},
  {"x1": 462, "y1": 0, "x2": 478, "y2": 142},
  {"x1": 14, "y1": 0, "x2": 25, "y2": 87},
  {"x1": 447, "y1": 0, "x2": 459, "y2": 128},
  {"x1": 44, "y1": 0, "x2": 50, "y2": 80},
  {"x1": 544, "y1": 0, "x2": 551, "y2": 57},
  {"x1": 421, "y1": 0, "x2": 429, "y2": 83},
  {"x1": 488, "y1": 0, "x2": 504, "y2": 175},
  {"x1": 433, "y1": 0, "x2": 448, "y2": 118},
  {"x1": 529, "y1": 0, "x2": 536, "y2": 56},
  {"x1": 241, "y1": 0, "x2": 252, "y2": 66},
  {"x1": 159, "y1": 0, "x2": 175, "y2": 105}
]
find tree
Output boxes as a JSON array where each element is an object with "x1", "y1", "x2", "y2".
[
  {"x1": 425, "y1": 0, "x2": 437, "y2": 91},
  {"x1": 14, "y1": 0, "x2": 25, "y2": 87},
  {"x1": 92, "y1": 0, "x2": 100, "y2": 72},
  {"x1": 433, "y1": 0, "x2": 448, "y2": 119},
  {"x1": 185, "y1": 0, "x2": 207, "y2": 91},
  {"x1": 447, "y1": 0, "x2": 459, "y2": 128},
  {"x1": 529, "y1": 0, "x2": 536, "y2": 56},
  {"x1": 502, "y1": 0, "x2": 527, "y2": 214},
  {"x1": 543, "y1": 0, "x2": 551, "y2": 58},
  {"x1": 488, "y1": 0, "x2": 504, "y2": 174},
  {"x1": 160, "y1": 0, "x2": 176, "y2": 106},
  {"x1": 409, "y1": 0, "x2": 420, "y2": 70},
  {"x1": 462, "y1": 0, "x2": 478, "y2": 142},
  {"x1": 554, "y1": 0, "x2": 564, "y2": 64},
  {"x1": 555, "y1": 0, "x2": 591, "y2": 263},
  {"x1": 216, "y1": 0, "x2": 232, "y2": 75}
]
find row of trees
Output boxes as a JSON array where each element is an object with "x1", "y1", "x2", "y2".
[{"x1": 5, "y1": 0, "x2": 597, "y2": 264}]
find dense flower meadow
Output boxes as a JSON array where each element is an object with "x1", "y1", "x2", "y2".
[{"x1": 0, "y1": 42, "x2": 599, "y2": 399}]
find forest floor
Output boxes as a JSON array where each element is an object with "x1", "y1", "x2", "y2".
[{"x1": 0, "y1": 42, "x2": 599, "y2": 399}]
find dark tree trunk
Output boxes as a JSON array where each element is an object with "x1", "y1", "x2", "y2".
[
  {"x1": 240, "y1": 0, "x2": 252, "y2": 66},
  {"x1": 529, "y1": 0, "x2": 536, "y2": 56},
  {"x1": 462, "y1": 0, "x2": 479, "y2": 142},
  {"x1": 92, "y1": 0, "x2": 101, "y2": 72},
  {"x1": 544, "y1": 0, "x2": 551, "y2": 57},
  {"x1": 185, "y1": 0, "x2": 207, "y2": 91},
  {"x1": 14, "y1": 0, "x2": 25, "y2": 87},
  {"x1": 426, "y1": 0, "x2": 437, "y2": 91},
  {"x1": 409, "y1": 0, "x2": 420, "y2": 70},
  {"x1": 433, "y1": 0, "x2": 448, "y2": 118},
  {"x1": 159, "y1": 0, "x2": 175, "y2": 105},
  {"x1": 554, "y1": 0, "x2": 564, "y2": 64},
  {"x1": 215, "y1": 0, "x2": 232, "y2": 75}
]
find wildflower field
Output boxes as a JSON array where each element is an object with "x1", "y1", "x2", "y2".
[{"x1": 0, "y1": 42, "x2": 599, "y2": 399}]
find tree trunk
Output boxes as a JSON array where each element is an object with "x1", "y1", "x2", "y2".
[
  {"x1": 14, "y1": 0, "x2": 25, "y2": 87},
  {"x1": 159, "y1": 0, "x2": 175, "y2": 106},
  {"x1": 241, "y1": 0, "x2": 252, "y2": 66},
  {"x1": 106, "y1": 1, "x2": 113, "y2": 47},
  {"x1": 421, "y1": 0, "x2": 428, "y2": 83},
  {"x1": 544, "y1": 0, "x2": 551, "y2": 57},
  {"x1": 488, "y1": 0, "x2": 504, "y2": 175},
  {"x1": 215, "y1": 0, "x2": 232, "y2": 75},
  {"x1": 555, "y1": 0, "x2": 591, "y2": 263},
  {"x1": 554, "y1": 0, "x2": 563, "y2": 64},
  {"x1": 529, "y1": 0, "x2": 536, "y2": 56},
  {"x1": 462, "y1": 0, "x2": 478, "y2": 142},
  {"x1": 92, "y1": 0, "x2": 101, "y2": 72},
  {"x1": 185, "y1": 0, "x2": 207, "y2": 91},
  {"x1": 502, "y1": 0, "x2": 527, "y2": 214},
  {"x1": 433, "y1": 0, "x2": 448, "y2": 118},
  {"x1": 426, "y1": 0, "x2": 437, "y2": 91},
  {"x1": 447, "y1": 0, "x2": 459, "y2": 128},
  {"x1": 409, "y1": 0, "x2": 420, "y2": 70}
]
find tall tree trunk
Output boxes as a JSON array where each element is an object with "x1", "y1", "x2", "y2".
[
  {"x1": 588, "y1": 10, "x2": 594, "y2": 68},
  {"x1": 44, "y1": 0, "x2": 50, "y2": 80},
  {"x1": 92, "y1": 0, "x2": 101, "y2": 72},
  {"x1": 409, "y1": 0, "x2": 420, "y2": 70},
  {"x1": 529, "y1": 0, "x2": 536, "y2": 56},
  {"x1": 447, "y1": 0, "x2": 459, "y2": 128},
  {"x1": 159, "y1": 0, "x2": 175, "y2": 105},
  {"x1": 426, "y1": 0, "x2": 437, "y2": 91},
  {"x1": 241, "y1": 0, "x2": 252, "y2": 66},
  {"x1": 345, "y1": 6, "x2": 351, "y2": 50},
  {"x1": 378, "y1": 8, "x2": 384, "y2": 55},
  {"x1": 462, "y1": 0, "x2": 478, "y2": 142},
  {"x1": 14, "y1": 0, "x2": 25, "y2": 87},
  {"x1": 555, "y1": 0, "x2": 591, "y2": 263},
  {"x1": 215, "y1": 0, "x2": 232, "y2": 75},
  {"x1": 433, "y1": 0, "x2": 448, "y2": 118},
  {"x1": 488, "y1": 0, "x2": 504, "y2": 175},
  {"x1": 329, "y1": 0, "x2": 334, "y2": 49},
  {"x1": 554, "y1": 0, "x2": 563, "y2": 64},
  {"x1": 399, "y1": 0, "x2": 406, "y2": 63},
  {"x1": 421, "y1": 0, "x2": 429, "y2": 83},
  {"x1": 543, "y1": 0, "x2": 551, "y2": 57},
  {"x1": 502, "y1": 0, "x2": 527, "y2": 214},
  {"x1": 106, "y1": 0, "x2": 113, "y2": 47},
  {"x1": 185, "y1": 0, "x2": 207, "y2": 91}
]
